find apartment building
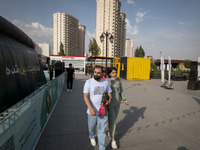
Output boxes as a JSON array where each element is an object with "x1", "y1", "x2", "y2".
[
  {"x1": 35, "y1": 43, "x2": 50, "y2": 57},
  {"x1": 96, "y1": 0, "x2": 126, "y2": 57},
  {"x1": 53, "y1": 12, "x2": 85, "y2": 56},
  {"x1": 125, "y1": 39, "x2": 134, "y2": 57},
  {"x1": 78, "y1": 24, "x2": 86, "y2": 56},
  {"x1": 118, "y1": 11, "x2": 126, "y2": 57}
]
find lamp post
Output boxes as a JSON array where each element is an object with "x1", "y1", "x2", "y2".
[{"x1": 100, "y1": 31, "x2": 113, "y2": 72}]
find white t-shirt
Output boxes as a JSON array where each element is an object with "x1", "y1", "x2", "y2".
[{"x1": 83, "y1": 78, "x2": 112, "y2": 115}]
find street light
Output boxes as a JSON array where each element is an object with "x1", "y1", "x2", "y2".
[{"x1": 100, "y1": 31, "x2": 113, "y2": 72}]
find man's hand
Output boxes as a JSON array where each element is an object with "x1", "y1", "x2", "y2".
[
  {"x1": 84, "y1": 93, "x2": 96, "y2": 116},
  {"x1": 89, "y1": 107, "x2": 96, "y2": 116}
]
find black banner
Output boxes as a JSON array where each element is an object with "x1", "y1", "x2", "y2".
[
  {"x1": 0, "y1": 35, "x2": 47, "y2": 112},
  {"x1": 0, "y1": 16, "x2": 35, "y2": 49}
]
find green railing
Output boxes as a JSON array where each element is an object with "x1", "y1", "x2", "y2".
[{"x1": 0, "y1": 73, "x2": 66, "y2": 150}]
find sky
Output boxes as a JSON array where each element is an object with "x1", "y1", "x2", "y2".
[{"x1": 0, "y1": 0, "x2": 200, "y2": 61}]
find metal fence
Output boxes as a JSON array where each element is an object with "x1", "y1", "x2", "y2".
[{"x1": 150, "y1": 71, "x2": 190, "y2": 80}]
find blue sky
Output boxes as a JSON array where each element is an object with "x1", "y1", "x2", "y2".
[{"x1": 0, "y1": 0, "x2": 199, "y2": 60}]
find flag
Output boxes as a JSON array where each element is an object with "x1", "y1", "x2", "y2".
[
  {"x1": 160, "y1": 56, "x2": 165, "y2": 83},
  {"x1": 168, "y1": 56, "x2": 171, "y2": 84}
]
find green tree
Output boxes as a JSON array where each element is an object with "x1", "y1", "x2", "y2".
[
  {"x1": 134, "y1": 45, "x2": 145, "y2": 57},
  {"x1": 183, "y1": 60, "x2": 191, "y2": 68},
  {"x1": 59, "y1": 42, "x2": 65, "y2": 55},
  {"x1": 176, "y1": 64, "x2": 181, "y2": 71},
  {"x1": 89, "y1": 38, "x2": 100, "y2": 56},
  {"x1": 151, "y1": 62, "x2": 158, "y2": 71}
]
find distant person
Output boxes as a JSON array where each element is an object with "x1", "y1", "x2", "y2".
[
  {"x1": 87, "y1": 67, "x2": 91, "y2": 76},
  {"x1": 83, "y1": 65, "x2": 112, "y2": 150},
  {"x1": 85, "y1": 66, "x2": 88, "y2": 76},
  {"x1": 90, "y1": 65, "x2": 93, "y2": 78},
  {"x1": 48, "y1": 65, "x2": 54, "y2": 81},
  {"x1": 66, "y1": 63, "x2": 75, "y2": 92},
  {"x1": 106, "y1": 67, "x2": 129, "y2": 149}
]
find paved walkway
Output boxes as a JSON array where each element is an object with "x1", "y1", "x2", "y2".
[{"x1": 35, "y1": 74, "x2": 200, "y2": 150}]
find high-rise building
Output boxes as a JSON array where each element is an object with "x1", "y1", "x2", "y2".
[
  {"x1": 35, "y1": 43, "x2": 50, "y2": 57},
  {"x1": 125, "y1": 39, "x2": 134, "y2": 57},
  {"x1": 96, "y1": 0, "x2": 126, "y2": 57},
  {"x1": 53, "y1": 12, "x2": 85, "y2": 56},
  {"x1": 118, "y1": 12, "x2": 126, "y2": 57},
  {"x1": 78, "y1": 24, "x2": 86, "y2": 56}
]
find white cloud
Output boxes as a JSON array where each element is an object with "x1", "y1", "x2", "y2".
[
  {"x1": 12, "y1": 19, "x2": 53, "y2": 45},
  {"x1": 136, "y1": 11, "x2": 147, "y2": 23},
  {"x1": 177, "y1": 21, "x2": 186, "y2": 26},
  {"x1": 85, "y1": 31, "x2": 96, "y2": 54},
  {"x1": 177, "y1": 21, "x2": 192, "y2": 26},
  {"x1": 126, "y1": 19, "x2": 138, "y2": 35},
  {"x1": 127, "y1": 0, "x2": 135, "y2": 5},
  {"x1": 86, "y1": 31, "x2": 96, "y2": 39}
]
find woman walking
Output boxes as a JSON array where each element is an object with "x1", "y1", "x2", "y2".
[{"x1": 107, "y1": 67, "x2": 129, "y2": 149}]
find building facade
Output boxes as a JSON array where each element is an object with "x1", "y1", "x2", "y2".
[
  {"x1": 35, "y1": 43, "x2": 50, "y2": 57},
  {"x1": 53, "y1": 13, "x2": 85, "y2": 56},
  {"x1": 50, "y1": 55, "x2": 86, "y2": 74},
  {"x1": 78, "y1": 24, "x2": 86, "y2": 56},
  {"x1": 96, "y1": 0, "x2": 126, "y2": 57},
  {"x1": 125, "y1": 39, "x2": 134, "y2": 57}
]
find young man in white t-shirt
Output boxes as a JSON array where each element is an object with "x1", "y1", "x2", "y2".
[{"x1": 83, "y1": 65, "x2": 112, "y2": 150}]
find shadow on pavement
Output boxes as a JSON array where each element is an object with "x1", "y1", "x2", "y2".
[
  {"x1": 114, "y1": 106, "x2": 147, "y2": 149},
  {"x1": 123, "y1": 84, "x2": 141, "y2": 91},
  {"x1": 193, "y1": 97, "x2": 200, "y2": 105},
  {"x1": 177, "y1": 146, "x2": 189, "y2": 150}
]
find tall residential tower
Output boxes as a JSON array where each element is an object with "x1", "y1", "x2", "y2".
[
  {"x1": 125, "y1": 39, "x2": 134, "y2": 57},
  {"x1": 78, "y1": 24, "x2": 86, "y2": 56},
  {"x1": 53, "y1": 12, "x2": 85, "y2": 56},
  {"x1": 96, "y1": 0, "x2": 126, "y2": 57}
]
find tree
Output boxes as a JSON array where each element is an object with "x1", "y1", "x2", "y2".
[
  {"x1": 89, "y1": 38, "x2": 100, "y2": 56},
  {"x1": 151, "y1": 62, "x2": 158, "y2": 71},
  {"x1": 134, "y1": 45, "x2": 145, "y2": 57},
  {"x1": 183, "y1": 60, "x2": 191, "y2": 68},
  {"x1": 176, "y1": 64, "x2": 181, "y2": 71},
  {"x1": 59, "y1": 42, "x2": 65, "y2": 55}
]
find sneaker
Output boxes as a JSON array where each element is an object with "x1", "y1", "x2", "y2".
[
  {"x1": 90, "y1": 138, "x2": 96, "y2": 146},
  {"x1": 70, "y1": 89, "x2": 72, "y2": 92},
  {"x1": 111, "y1": 140, "x2": 117, "y2": 149},
  {"x1": 67, "y1": 89, "x2": 70, "y2": 92}
]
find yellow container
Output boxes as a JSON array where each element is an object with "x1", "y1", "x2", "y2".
[
  {"x1": 126, "y1": 57, "x2": 151, "y2": 80},
  {"x1": 112, "y1": 57, "x2": 150, "y2": 80},
  {"x1": 112, "y1": 57, "x2": 121, "y2": 77},
  {"x1": 113, "y1": 57, "x2": 120, "y2": 63}
]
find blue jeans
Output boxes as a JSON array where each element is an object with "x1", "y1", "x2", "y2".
[{"x1": 88, "y1": 114, "x2": 108, "y2": 150}]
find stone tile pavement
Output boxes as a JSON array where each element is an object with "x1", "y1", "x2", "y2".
[{"x1": 35, "y1": 74, "x2": 200, "y2": 150}]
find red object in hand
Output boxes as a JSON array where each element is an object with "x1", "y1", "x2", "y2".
[
  {"x1": 101, "y1": 75, "x2": 107, "y2": 79},
  {"x1": 100, "y1": 104, "x2": 105, "y2": 115}
]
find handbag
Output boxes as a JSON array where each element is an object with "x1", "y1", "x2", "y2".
[{"x1": 100, "y1": 93, "x2": 109, "y2": 115}]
